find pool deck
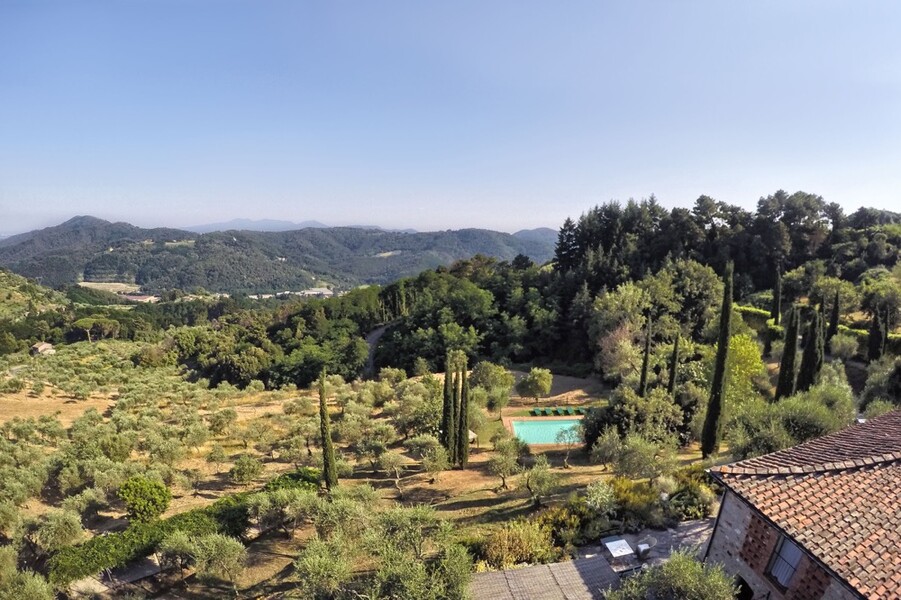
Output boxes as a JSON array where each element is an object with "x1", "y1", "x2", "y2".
[{"x1": 503, "y1": 415, "x2": 584, "y2": 446}]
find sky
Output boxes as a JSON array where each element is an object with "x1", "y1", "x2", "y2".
[{"x1": 2, "y1": 1, "x2": 901, "y2": 235}]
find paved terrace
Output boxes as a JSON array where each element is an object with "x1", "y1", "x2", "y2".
[{"x1": 470, "y1": 518, "x2": 714, "y2": 600}]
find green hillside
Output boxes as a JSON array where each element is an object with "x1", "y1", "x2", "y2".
[
  {"x1": 0, "y1": 216, "x2": 555, "y2": 294},
  {"x1": 0, "y1": 269, "x2": 68, "y2": 321}
]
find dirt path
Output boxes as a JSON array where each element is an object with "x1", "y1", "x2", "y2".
[{"x1": 364, "y1": 323, "x2": 393, "y2": 378}]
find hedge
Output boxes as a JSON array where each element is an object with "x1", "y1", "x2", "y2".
[
  {"x1": 734, "y1": 304, "x2": 771, "y2": 331},
  {"x1": 837, "y1": 325, "x2": 901, "y2": 357},
  {"x1": 47, "y1": 468, "x2": 320, "y2": 587}
]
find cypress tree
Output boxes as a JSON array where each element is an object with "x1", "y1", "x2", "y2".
[
  {"x1": 667, "y1": 334, "x2": 680, "y2": 398},
  {"x1": 775, "y1": 307, "x2": 800, "y2": 400},
  {"x1": 441, "y1": 355, "x2": 457, "y2": 464},
  {"x1": 772, "y1": 269, "x2": 782, "y2": 326},
  {"x1": 638, "y1": 317, "x2": 652, "y2": 397},
  {"x1": 318, "y1": 370, "x2": 338, "y2": 491},
  {"x1": 457, "y1": 367, "x2": 470, "y2": 467},
  {"x1": 825, "y1": 291, "x2": 840, "y2": 353},
  {"x1": 796, "y1": 312, "x2": 824, "y2": 392},
  {"x1": 701, "y1": 262, "x2": 733, "y2": 459},
  {"x1": 868, "y1": 309, "x2": 884, "y2": 363}
]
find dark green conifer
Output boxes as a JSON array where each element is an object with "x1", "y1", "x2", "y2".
[
  {"x1": 775, "y1": 307, "x2": 800, "y2": 400},
  {"x1": 667, "y1": 334, "x2": 680, "y2": 398},
  {"x1": 318, "y1": 370, "x2": 338, "y2": 491},
  {"x1": 796, "y1": 311, "x2": 824, "y2": 393},
  {"x1": 825, "y1": 291, "x2": 840, "y2": 353},
  {"x1": 441, "y1": 354, "x2": 457, "y2": 464},
  {"x1": 457, "y1": 367, "x2": 470, "y2": 467},
  {"x1": 638, "y1": 317, "x2": 652, "y2": 397},
  {"x1": 701, "y1": 262, "x2": 732, "y2": 458},
  {"x1": 772, "y1": 269, "x2": 782, "y2": 326},
  {"x1": 868, "y1": 309, "x2": 885, "y2": 362}
]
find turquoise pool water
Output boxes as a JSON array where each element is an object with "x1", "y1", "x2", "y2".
[{"x1": 511, "y1": 419, "x2": 581, "y2": 444}]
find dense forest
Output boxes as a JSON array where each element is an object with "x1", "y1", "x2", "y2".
[
  {"x1": 1, "y1": 190, "x2": 901, "y2": 599},
  {"x1": 0, "y1": 216, "x2": 555, "y2": 293}
]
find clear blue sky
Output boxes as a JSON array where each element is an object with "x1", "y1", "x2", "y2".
[{"x1": 2, "y1": 1, "x2": 900, "y2": 235}]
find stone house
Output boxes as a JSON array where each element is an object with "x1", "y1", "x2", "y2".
[
  {"x1": 706, "y1": 410, "x2": 901, "y2": 600},
  {"x1": 29, "y1": 342, "x2": 55, "y2": 356}
]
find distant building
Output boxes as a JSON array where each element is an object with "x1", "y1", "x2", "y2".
[
  {"x1": 706, "y1": 410, "x2": 901, "y2": 600},
  {"x1": 30, "y1": 342, "x2": 55, "y2": 356}
]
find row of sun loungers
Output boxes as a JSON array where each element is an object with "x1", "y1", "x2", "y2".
[{"x1": 529, "y1": 407, "x2": 587, "y2": 416}]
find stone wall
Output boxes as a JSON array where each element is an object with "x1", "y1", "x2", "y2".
[{"x1": 705, "y1": 491, "x2": 858, "y2": 600}]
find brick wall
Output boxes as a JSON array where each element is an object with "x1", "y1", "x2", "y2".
[
  {"x1": 707, "y1": 491, "x2": 786, "y2": 599},
  {"x1": 706, "y1": 491, "x2": 859, "y2": 600}
]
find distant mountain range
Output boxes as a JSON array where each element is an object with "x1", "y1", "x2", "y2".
[
  {"x1": 183, "y1": 218, "x2": 420, "y2": 234},
  {"x1": 0, "y1": 216, "x2": 556, "y2": 294}
]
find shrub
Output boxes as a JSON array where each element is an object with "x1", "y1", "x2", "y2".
[
  {"x1": 118, "y1": 476, "x2": 171, "y2": 522},
  {"x1": 609, "y1": 477, "x2": 666, "y2": 531},
  {"x1": 584, "y1": 480, "x2": 617, "y2": 516},
  {"x1": 606, "y1": 550, "x2": 737, "y2": 600},
  {"x1": 263, "y1": 467, "x2": 320, "y2": 492},
  {"x1": 829, "y1": 333, "x2": 859, "y2": 362},
  {"x1": 668, "y1": 482, "x2": 716, "y2": 521},
  {"x1": 482, "y1": 521, "x2": 555, "y2": 568},
  {"x1": 229, "y1": 455, "x2": 263, "y2": 485}
]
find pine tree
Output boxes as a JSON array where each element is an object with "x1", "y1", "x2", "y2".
[
  {"x1": 868, "y1": 309, "x2": 884, "y2": 363},
  {"x1": 554, "y1": 217, "x2": 579, "y2": 272},
  {"x1": 772, "y1": 269, "x2": 782, "y2": 326},
  {"x1": 638, "y1": 316, "x2": 652, "y2": 397},
  {"x1": 667, "y1": 334, "x2": 680, "y2": 398},
  {"x1": 457, "y1": 367, "x2": 470, "y2": 467},
  {"x1": 825, "y1": 291, "x2": 840, "y2": 353},
  {"x1": 318, "y1": 370, "x2": 338, "y2": 491},
  {"x1": 701, "y1": 262, "x2": 733, "y2": 458},
  {"x1": 775, "y1": 307, "x2": 800, "y2": 400},
  {"x1": 796, "y1": 312, "x2": 824, "y2": 392}
]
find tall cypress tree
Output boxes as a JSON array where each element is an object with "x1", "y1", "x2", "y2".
[
  {"x1": 868, "y1": 309, "x2": 884, "y2": 363},
  {"x1": 775, "y1": 307, "x2": 800, "y2": 400},
  {"x1": 825, "y1": 291, "x2": 840, "y2": 353},
  {"x1": 796, "y1": 312, "x2": 824, "y2": 392},
  {"x1": 772, "y1": 269, "x2": 783, "y2": 326},
  {"x1": 319, "y1": 370, "x2": 338, "y2": 491},
  {"x1": 701, "y1": 262, "x2": 732, "y2": 459},
  {"x1": 441, "y1": 355, "x2": 457, "y2": 464},
  {"x1": 667, "y1": 334, "x2": 680, "y2": 398},
  {"x1": 867, "y1": 308, "x2": 888, "y2": 362},
  {"x1": 457, "y1": 367, "x2": 470, "y2": 467},
  {"x1": 638, "y1": 317, "x2": 652, "y2": 397}
]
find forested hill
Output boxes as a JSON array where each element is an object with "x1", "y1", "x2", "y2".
[{"x1": 0, "y1": 216, "x2": 555, "y2": 293}]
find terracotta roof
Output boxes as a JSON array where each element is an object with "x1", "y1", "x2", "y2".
[
  {"x1": 711, "y1": 410, "x2": 901, "y2": 600},
  {"x1": 713, "y1": 410, "x2": 901, "y2": 476}
]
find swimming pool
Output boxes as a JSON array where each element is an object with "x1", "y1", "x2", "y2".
[{"x1": 511, "y1": 418, "x2": 582, "y2": 445}]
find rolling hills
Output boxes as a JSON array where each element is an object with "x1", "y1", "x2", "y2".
[{"x1": 0, "y1": 216, "x2": 556, "y2": 294}]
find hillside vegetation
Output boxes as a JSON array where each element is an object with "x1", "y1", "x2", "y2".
[
  {"x1": 0, "y1": 216, "x2": 555, "y2": 294},
  {"x1": 1, "y1": 191, "x2": 901, "y2": 599}
]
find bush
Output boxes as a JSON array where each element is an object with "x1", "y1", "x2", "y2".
[
  {"x1": 668, "y1": 482, "x2": 716, "y2": 521},
  {"x1": 118, "y1": 476, "x2": 171, "y2": 522},
  {"x1": 263, "y1": 467, "x2": 320, "y2": 492},
  {"x1": 229, "y1": 455, "x2": 263, "y2": 485},
  {"x1": 609, "y1": 477, "x2": 666, "y2": 531},
  {"x1": 47, "y1": 489, "x2": 251, "y2": 586},
  {"x1": 829, "y1": 333, "x2": 859, "y2": 362},
  {"x1": 482, "y1": 521, "x2": 555, "y2": 568},
  {"x1": 606, "y1": 550, "x2": 737, "y2": 600}
]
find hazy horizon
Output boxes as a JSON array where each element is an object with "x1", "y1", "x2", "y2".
[{"x1": 3, "y1": 2, "x2": 901, "y2": 235}]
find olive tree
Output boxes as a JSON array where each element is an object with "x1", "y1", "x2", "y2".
[{"x1": 193, "y1": 533, "x2": 247, "y2": 597}]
